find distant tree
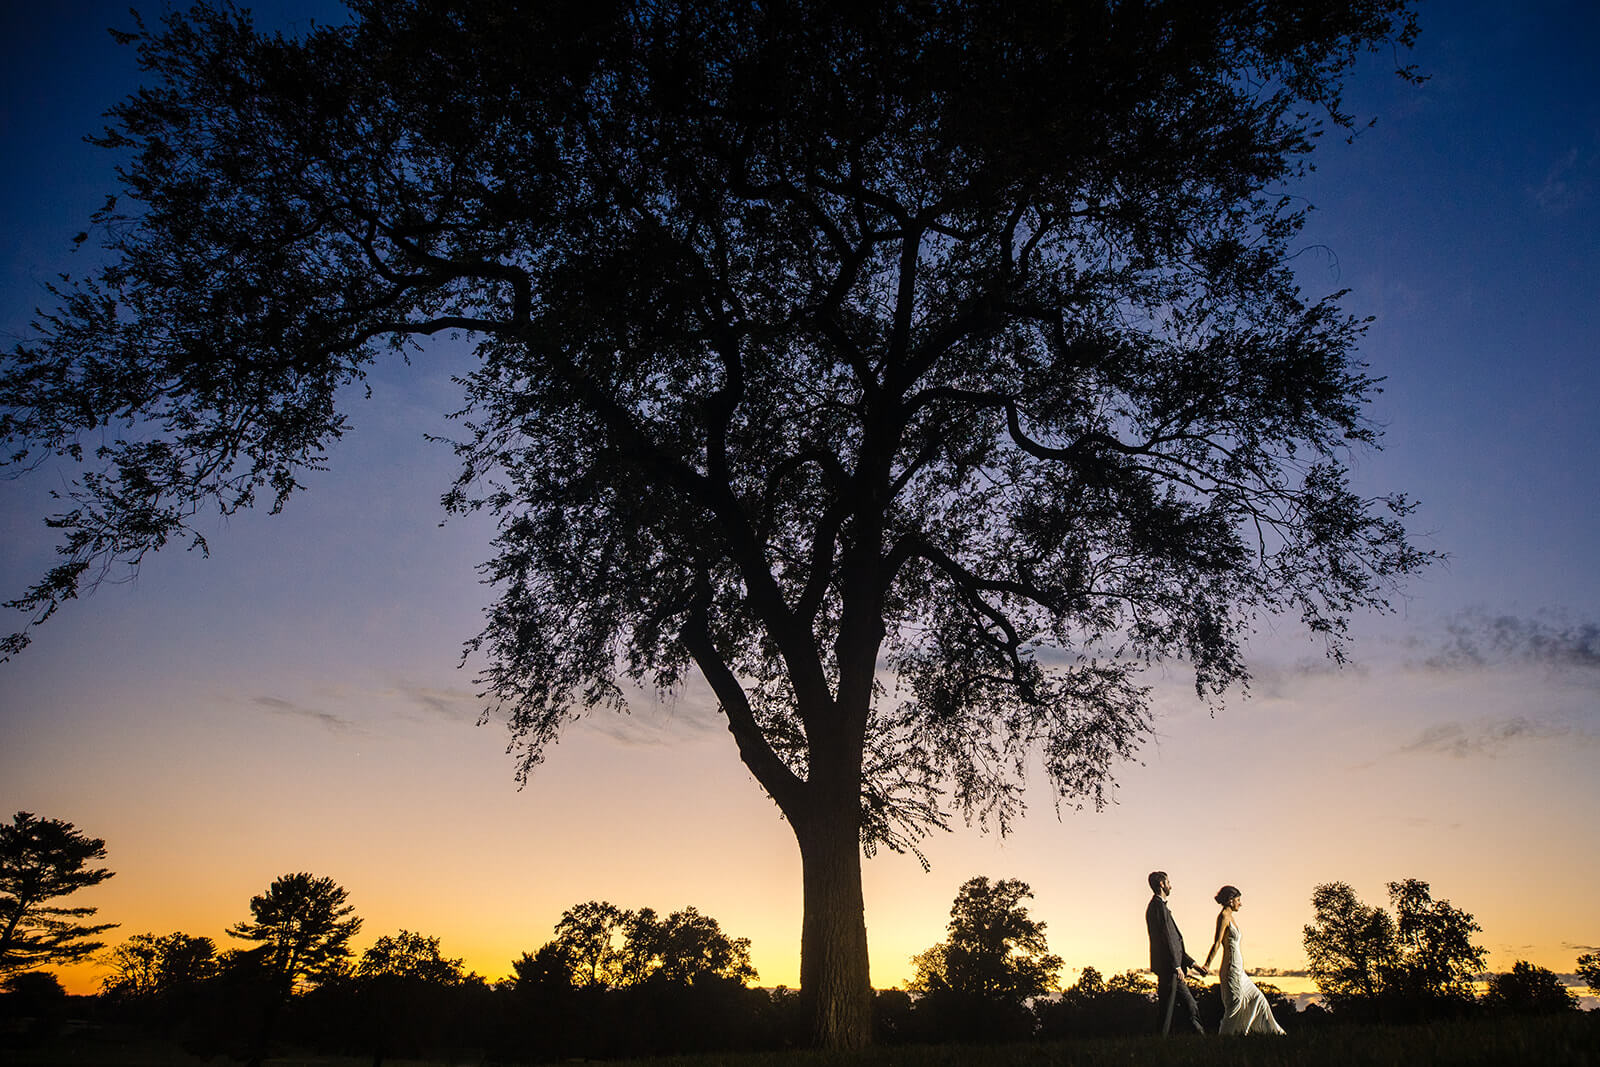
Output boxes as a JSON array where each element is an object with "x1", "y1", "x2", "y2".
[
  {"x1": 1482, "y1": 960, "x2": 1579, "y2": 1015},
  {"x1": 503, "y1": 941, "x2": 586, "y2": 1063},
  {"x1": 551, "y1": 901, "x2": 631, "y2": 988},
  {"x1": 629, "y1": 906, "x2": 759, "y2": 987},
  {"x1": 1, "y1": 0, "x2": 1431, "y2": 1048},
  {"x1": 1104, "y1": 969, "x2": 1156, "y2": 998},
  {"x1": 356, "y1": 929, "x2": 467, "y2": 985},
  {"x1": 908, "y1": 876, "x2": 1061, "y2": 1041},
  {"x1": 1385, "y1": 878, "x2": 1485, "y2": 1010},
  {"x1": 1035, "y1": 965, "x2": 1156, "y2": 1039},
  {"x1": 1067, "y1": 965, "x2": 1106, "y2": 1001},
  {"x1": 351, "y1": 930, "x2": 472, "y2": 1067},
  {"x1": 102, "y1": 932, "x2": 163, "y2": 999},
  {"x1": 511, "y1": 941, "x2": 577, "y2": 993},
  {"x1": 1304, "y1": 878, "x2": 1485, "y2": 1019},
  {"x1": 228, "y1": 873, "x2": 361, "y2": 993},
  {"x1": 0, "y1": 970, "x2": 70, "y2": 1040},
  {"x1": 1578, "y1": 952, "x2": 1600, "y2": 997},
  {"x1": 0, "y1": 811, "x2": 116, "y2": 974},
  {"x1": 1304, "y1": 881, "x2": 1398, "y2": 1013},
  {"x1": 102, "y1": 930, "x2": 218, "y2": 999},
  {"x1": 227, "y1": 872, "x2": 361, "y2": 1066}
]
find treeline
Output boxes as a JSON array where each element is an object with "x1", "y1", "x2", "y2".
[{"x1": 4, "y1": 812, "x2": 1600, "y2": 1061}]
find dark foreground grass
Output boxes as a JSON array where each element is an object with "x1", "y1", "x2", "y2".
[
  {"x1": 608, "y1": 1013, "x2": 1600, "y2": 1067},
  {"x1": 9, "y1": 1014, "x2": 1599, "y2": 1067}
]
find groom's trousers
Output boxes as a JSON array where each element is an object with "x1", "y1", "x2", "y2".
[{"x1": 1156, "y1": 969, "x2": 1205, "y2": 1035}]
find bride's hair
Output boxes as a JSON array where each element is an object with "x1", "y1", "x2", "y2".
[{"x1": 1215, "y1": 885, "x2": 1241, "y2": 906}]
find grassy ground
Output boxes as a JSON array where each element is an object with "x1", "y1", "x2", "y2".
[{"x1": 7, "y1": 1013, "x2": 1598, "y2": 1066}]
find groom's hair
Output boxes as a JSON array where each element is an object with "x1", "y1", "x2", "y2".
[{"x1": 1148, "y1": 871, "x2": 1166, "y2": 892}]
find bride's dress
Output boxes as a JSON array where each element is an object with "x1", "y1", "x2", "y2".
[{"x1": 1218, "y1": 921, "x2": 1285, "y2": 1035}]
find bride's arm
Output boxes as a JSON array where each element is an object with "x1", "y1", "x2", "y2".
[{"x1": 1203, "y1": 910, "x2": 1227, "y2": 972}]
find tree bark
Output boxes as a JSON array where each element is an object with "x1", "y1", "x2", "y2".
[{"x1": 793, "y1": 801, "x2": 872, "y2": 1051}]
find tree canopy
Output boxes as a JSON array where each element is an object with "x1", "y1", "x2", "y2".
[
  {"x1": 1482, "y1": 960, "x2": 1580, "y2": 1016},
  {"x1": 1, "y1": 0, "x2": 1428, "y2": 1047},
  {"x1": 0, "y1": 811, "x2": 117, "y2": 974},
  {"x1": 102, "y1": 931, "x2": 219, "y2": 999},
  {"x1": 1304, "y1": 878, "x2": 1485, "y2": 1018},
  {"x1": 356, "y1": 929, "x2": 469, "y2": 986},
  {"x1": 1578, "y1": 952, "x2": 1600, "y2": 998},
  {"x1": 227, "y1": 872, "x2": 361, "y2": 992},
  {"x1": 909, "y1": 876, "x2": 1062, "y2": 1002},
  {"x1": 543, "y1": 900, "x2": 758, "y2": 989}
]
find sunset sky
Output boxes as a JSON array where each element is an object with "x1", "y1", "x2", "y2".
[{"x1": 2, "y1": 2, "x2": 1597, "y2": 1004}]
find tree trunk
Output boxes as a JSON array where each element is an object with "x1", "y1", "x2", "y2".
[{"x1": 794, "y1": 807, "x2": 872, "y2": 1051}]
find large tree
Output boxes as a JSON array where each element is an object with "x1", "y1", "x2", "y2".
[
  {"x1": 908, "y1": 876, "x2": 1062, "y2": 1003},
  {"x1": 227, "y1": 872, "x2": 361, "y2": 993},
  {"x1": 909, "y1": 875, "x2": 1062, "y2": 1040},
  {"x1": 1303, "y1": 880, "x2": 1398, "y2": 1012},
  {"x1": 102, "y1": 930, "x2": 219, "y2": 1000},
  {"x1": 0, "y1": 811, "x2": 117, "y2": 974},
  {"x1": 1385, "y1": 877, "x2": 1486, "y2": 1008},
  {"x1": 1304, "y1": 878, "x2": 1485, "y2": 1019},
  {"x1": 1, "y1": 0, "x2": 1429, "y2": 1048}
]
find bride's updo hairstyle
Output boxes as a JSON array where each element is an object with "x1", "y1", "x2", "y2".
[{"x1": 1215, "y1": 885, "x2": 1241, "y2": 906}]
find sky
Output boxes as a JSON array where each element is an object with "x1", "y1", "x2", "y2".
[{"x1": 2, "y1": 1, "x2": 1598, "y2": 1006}]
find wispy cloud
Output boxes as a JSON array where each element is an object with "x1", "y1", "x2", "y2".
[
  {"x1": 1422, "y1": 608, "x2": 1600, "y2": 673},
  {"x1": 1527, "y1": 147, "x2": 1586, "y2": 214},
  {"x1": 1399, "y1": 716, "x2": 1579, "y2": 759},
  {"x1": 390, "y1": 683, "x2": 480, "y2": 722},
  {"x1": 577, "y1": 684, "x2": 723, "y2": 746},
  {"x1": 252, "y1": 695, "x2": 358, "y2": 734}
]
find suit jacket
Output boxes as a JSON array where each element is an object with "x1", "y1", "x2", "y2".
[{"x1": 1146, "y1": 894, "x2": 1195, "y2": 975}]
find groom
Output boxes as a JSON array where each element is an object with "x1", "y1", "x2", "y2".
[{"x1": 1146, "y1": 870, "x2": 1206, "y2": 1035}]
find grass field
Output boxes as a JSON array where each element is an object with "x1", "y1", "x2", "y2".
[{"x1": 7, "y1": 1013, "x2": 1598, "y2": 1067}]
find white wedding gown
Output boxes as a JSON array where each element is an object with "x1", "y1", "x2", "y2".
[{"x1": 1218, "y1": 921, "x2": 1286, "y2": 1035}]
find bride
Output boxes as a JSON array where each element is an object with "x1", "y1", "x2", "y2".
[{"x1": 1202, "y1": 885, "x2": 1286, "y2": 1036}]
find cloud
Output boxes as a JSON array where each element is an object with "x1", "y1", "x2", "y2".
[
  {"x1": 576, "y1": 683, "x2": 724, "y2": 746},
  {"x1": 1399, "y1": 716, "x2": 1575, "y2": 759},
  {"x1": 252, "y1": 695, "x2": 358, "y2": 733},
  {"x1": 1422, "y1": 609, "x2": 1600, "y2": 673},
  {"x1": 390, "y1": 683, "x2": 480, "y2": 722},
  {"x1": 1528, "y1": 147, "x2": 1586, "y2": 214}
]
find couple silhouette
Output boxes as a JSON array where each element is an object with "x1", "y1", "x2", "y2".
[{"x1": 1145, "y1": 870, "x2": 1286, "y2": 1036}]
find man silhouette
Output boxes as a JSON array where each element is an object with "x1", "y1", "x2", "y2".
[{"x1": 1146, "y1": 870, "x2": 1206, "y2": 1035}]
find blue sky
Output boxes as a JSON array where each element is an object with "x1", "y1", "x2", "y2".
[{"x1": 2, "y1": 1, "x2": 1598, "y2": 1000}]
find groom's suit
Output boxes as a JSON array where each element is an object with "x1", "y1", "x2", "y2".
[{"x1": 1146, "y1": 893, "x2": 1204, "y2": 1035}]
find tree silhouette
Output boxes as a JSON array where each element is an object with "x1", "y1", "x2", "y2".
[
  {"x1": 102, "y1": 930, "x2": 218, "y2": 1000},
  {"x1": 228, "y1": 873, "x2": 362, "y2": 992},
  {"x1": 227, "y1": 872, "x2": 361, "y2": 1066},
  {"x1": 356, "y1": 929, "x2": 467, "y2": 985},
  {"x1": 545, "y1": 900, "x2": 758, "y2": 989},
  {"x1": 1303, "y1": 881, "x2": 1398, "y2": 1014},
  {"x1": 629, "y1": 906, "x2": 759, "y2": 986},
  {"x1": 1, "y1": 0, "x2": 1430, "y2": 1047},
  {"x1": 1482, "y1": 960, "x2": 1579, "y2": 1015},
  {"x1": 908, "y1": 876, "x2": 1061, "y2": 1041},
  {"x1": 351, "y1": 930, "x2": 473, "y2": 1067},
  {"x1": 1385, "y1": 878, "x2": 1485, "y2": 1010},
  {"x1": 1304, "y1": 878, "x2": 1485, "y2": 1019},
  {"x1": 1577, "y1": 952, "x2": 1600, "y2": 997},
  {"x1": 0, "y1": 811, "x2": 116, "y2": 974},
  {"x1": 1035, "y1": 965, "x2": 1157, "y2": 1039},
  {"x1": 550, "y1": 900, "x2": 631, "y2": 988}
]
